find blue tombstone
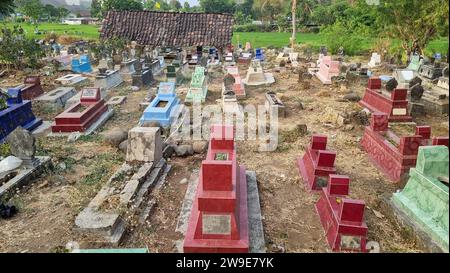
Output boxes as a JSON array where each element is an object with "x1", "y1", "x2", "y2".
[
  {"x1": 255, "y1": 48, "x2": 264, "y2": 61},
  {"x1": 139, "y1": 82, "x2": 181, "y2": 127},
  {"x1": 71, "y1": 55, "x2": 93, "y2": 73},
  {"x1": 0, "y1": 88, "x2": 42, "y2": 143}
]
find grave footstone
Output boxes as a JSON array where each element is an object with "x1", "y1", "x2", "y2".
[
  {"x1": 316, "y1": 174, "x2": 368, "y2": 252},
  {"x1": 297, "y1": 135, "x2": 337, "y2": 191},
  {"x1": 368, "y1": 53, "x2": 381, "y2": 68},
  {"x1": 407, "y1": 54, "x2": 422, "y2": 71},
  {"x1": 265, "y1": 91, "x2": 286, "y2": 118},
  {"x1": 132, "y1": 58, "x2": 154, "y2": 87},
  {"x1": 316, "y1": 56, "x2": 340, "y2": 85}
]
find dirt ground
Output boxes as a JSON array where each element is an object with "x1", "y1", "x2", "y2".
[{"x1": 0, "y1": 54, "x2": 448, "y2": 253}]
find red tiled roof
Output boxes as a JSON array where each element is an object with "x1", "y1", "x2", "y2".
[{"x1": 100, "y1": 10, "x2": 234, "y2": 48}]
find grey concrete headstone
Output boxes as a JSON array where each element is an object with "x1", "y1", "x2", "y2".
[{"x1": 5, "y1": 127, "x2": 36, "y2": 161}]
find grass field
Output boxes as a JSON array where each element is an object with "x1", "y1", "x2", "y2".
[
  {"x1": 2, "y1": 22, "x2": 448, "y2": 55},
  {"x1": 1, "y1": 22, "x2": 100, "y2": 40}
]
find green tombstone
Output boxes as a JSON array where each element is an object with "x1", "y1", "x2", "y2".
[
  {"x1": 185, "y1": 66, "x2": 208, "y2": 103},
  {"x1": 391, "y1": 145, "x2": 449, "y2": 252},
  {"x1": 407, "y1": 54, "x2": 422, "y2": 71},
  {"x1": 166, "y1": 65, "x2": 182, "y2": 85}
]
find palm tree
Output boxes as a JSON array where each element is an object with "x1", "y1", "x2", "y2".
[
  {"x1": 291, "y1": 0, "x2": 297, "y2": 48},
  {"x1": 253, "y1": 0, "x2": 286, "y2": 22}
]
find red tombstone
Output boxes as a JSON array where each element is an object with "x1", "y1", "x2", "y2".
[
  {"x1": 297, "y1": 135, "x2": 337, "y2": 191},
  {"x1": 51, "y1": 88, "x2": 108, "y2": 133},
  {"x1": 183, "y1": 124, "x2": 249, "y2": 253},
  {"x1": 360, "y1": 112, "x2": 448, "y2": 182},
  {"x1": 15, "y1": 76, "x2": 44, "y2": 100},
  {"x1": 315, "y1": 174, "x2": 368, "y2": 252},
  {"x1": 359, "y1": 77, "x2": 412, "y2": 122}
]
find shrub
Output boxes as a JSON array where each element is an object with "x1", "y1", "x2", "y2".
[
  {"x1": 44, "y1": 32, "x2": 59, "y2": 42},
  {"x1": 0, "y1": 25, "x2": 43, "y2": 70},
  {"x1": 321, "y1": 20, "x2": 372, "y2": 56},
  {"x1": 233, "y1": 23, "x2": 276, "y2": 33}
]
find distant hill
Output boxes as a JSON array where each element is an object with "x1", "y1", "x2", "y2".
[
  {"x1": 41, "y1": 0, "x2": 91, "y2": 16},
  {"x1": 39, "y1": 0, "x2": 201, "y2": 16},
  {"x1": 40, "y1": 0, "x2": 201, "y2": 13}
]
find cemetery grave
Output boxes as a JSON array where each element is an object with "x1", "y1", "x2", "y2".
[
  {"x1": 243, "y1": 60, "x2": 275, "y2": 86},
  {"x1": 139, "y1": 82, "x2": 183, "y2": 128},
  {"x1": 390, "y1": 145, "x2": 449, "y2": 252},
  {"x1": 360, "y1": 77, "x2": 413, "y2": 122},
  {"x1": 0, "y1": 9, "x2": 449, "y2": 255},
  {"x1": 50, "y1": 88, "x2": 113, "y2": 136},
  {"x1": 71, "y1": 55, "x2": 93, "y2": 74},
  {"x1": 185, "y1": 66, "x2": 208, "y2": 103}
]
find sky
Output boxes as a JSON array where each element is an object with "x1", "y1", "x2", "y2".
[{"x1": 180, "y1": 0, "x2": 199, "y2": 6}]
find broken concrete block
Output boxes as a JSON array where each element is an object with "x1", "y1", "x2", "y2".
[{"x1": 126, "y1": 127, "x2": 162, "y2": 163}]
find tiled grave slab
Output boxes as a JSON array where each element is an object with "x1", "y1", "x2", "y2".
[{"x1": 391, "y1": 146, "x2": 449, "y2": 252}]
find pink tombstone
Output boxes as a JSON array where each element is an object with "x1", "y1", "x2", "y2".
[
  {"x1": 316, "y1": 56, "x2": 340, "y2": 85},
  {"x1": 225, "y1": 66, "x2": 246, "y2": 97}
]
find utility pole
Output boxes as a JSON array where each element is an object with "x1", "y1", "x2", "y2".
[{"x1": 291, "y1": 0, "x2": 297, "y2": 48}]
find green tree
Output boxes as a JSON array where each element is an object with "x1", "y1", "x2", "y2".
[
  {"x1": 234, "y1": 10, "x2": 252, "y2": 24},
  {"x1": 91, "y1": 0, "x2": 102, "y2": 18},
  {"x1": 200, "y1": 0, "x2": 236, "y2": 13},
  {"x1": 0, "y1": 25, "x2": 43, "y2": 70},
  {"x1": 43, "y1": 4, "x2": 58, "y2": 21},
  {"x1": 101, "y1": 0, "x2": 143, "y2": 16},
  {"x1": 16, "y1": 0, "x2": 44, "y2": 25},
  {"x1": 252, "y1": 0, "x2": 286, "y2": 22},
  {"x1": 0, "y1": 0, "x2": 15, "y2": 16},
  {"x1": 169, "y1": 0, "x2": 182, "y2": 10},
  {"x1": 56, "y1": 7, "x2": 69, "y2": 21},
  {"x1": 376, "y1": 0, "x2": 449, "y2": 56},
  {"x1": 182, "y1": 1, "x2": 190, "y2": 11},
  {"x1": 236, "y1": 0, "x2": 254, "y2": 17}
]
